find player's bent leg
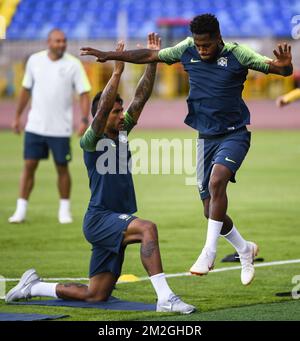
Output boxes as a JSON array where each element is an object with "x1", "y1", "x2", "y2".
[
  {"x1": 5, "y1": 269, "x2": 116, "y2": 303},
  {"x1": 85, "y1": 272, "x2": 117, "y2": 302},
  {"x1": 8, "y1": 159, "x2": 39, "y2": 223},
  {"x1": 55, "y1": 272, "x2": 116, "y2": 302},
  {"x1": 123, "y1": 218, "x2": 196, "y2": 314},
  {"x1": 55, "y1": 163, "x2": 72, "y2": 224},
  {"x1": 123, "y1": 218, "x2": 163, "y2": 276}
]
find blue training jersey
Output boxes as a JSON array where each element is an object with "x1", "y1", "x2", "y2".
[
  {"x1": 158, "y1": 39, "x2": 271, "y2": 137},
  {"x1": 80, "y1": 112, "x2": 137, "y2": 214}
]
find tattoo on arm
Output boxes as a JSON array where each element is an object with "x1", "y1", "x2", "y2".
[
  {"x1": 141, "y1": 240, "x2": 158, "y2": 258},
  {"x1": 92, "y1": 74, "x2": 121, "y2": 136},
  {"x1": 127, "y1": 63, "x2": 157, "y2": 121}
]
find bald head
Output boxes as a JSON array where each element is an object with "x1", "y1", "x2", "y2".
[{"x1": 47, "y1": 29, "x2": 67, "y2": 59}]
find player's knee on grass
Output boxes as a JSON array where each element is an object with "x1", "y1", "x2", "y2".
[
  {"x1": 86, "y1": 272, "x2": 116, "y2": 302},
  {"x1": 86, "y1": 291, "x2": 111, "y2": 302}
]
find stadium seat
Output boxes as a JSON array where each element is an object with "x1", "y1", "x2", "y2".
[{"x1": 6, "y1": 0, "x2": 295, "y2": 40}]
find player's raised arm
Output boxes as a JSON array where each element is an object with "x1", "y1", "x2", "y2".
[
  {"x1": 124, "y1": 33, "x2": 161, "y2": 129},
  {"x1": 229, "y1": 42, "x2": 293, "y2": 77},
  {"x1": 267, "y1": 43, "x2": 293, "y2": 76},
  {"x1": 80, "y1": 41, "x2": 159, "y2": 64},
  {"x1": 80, "y1": 42, "x2": 125, "y2": 151},
  {"x1": 80, "y1": 33, "x2": 190, "y2": 65}
]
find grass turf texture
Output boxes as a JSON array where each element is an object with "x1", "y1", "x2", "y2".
[{"x1": 0, "y1": 129, "x2": 300, "y2": 321}]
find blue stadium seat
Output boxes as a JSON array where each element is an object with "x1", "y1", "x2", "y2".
[{"x1": 6, "y1": 0, "x2": 294, "y2": 40}]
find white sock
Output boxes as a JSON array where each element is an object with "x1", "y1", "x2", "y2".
[
  {"x1": 14, "y1": 198, "x2": 28, "y2": 217},
  {"x1": 223, "y1": 225, "x2": 248, "y2": 254},
  {"x1": 204, "y1": 219, "x2": 223, "y2": 253},
  {"x1": 59, "y1": 199, "x2": 70, "y2": 213},
  {"x1": 30, "y1": 281, "x2": 58, "y2": 298},
  {"x1": 150, "y1": 273, "x2": 174, "y2": 302}
]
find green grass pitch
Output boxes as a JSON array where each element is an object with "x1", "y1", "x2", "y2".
[{"x1": 0, "y1": 129, "x2": 300, "y2": 321}]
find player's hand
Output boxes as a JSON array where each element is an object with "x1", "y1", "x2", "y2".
[
  {"x1": 147, "y1": 32, "x2": 161, "y2": 51},
  {"x1": 136, "y1": 33, "x2": 161, "y2": 51},
  {"x1": 276, "y1": 96, "x2": 289, "y2": 108},
  {"x1": 113, "y1": 41, "x2": 125, "y2": 75},
  {"x1": 268, "y1": 43, "x2": 292, "y2": 68},
  {"x1": 11, "y1": 117, "x2": 22, "y2": 134},
  {"x1": 80, "y1": 47, "x2": 107, "y2": 62}
]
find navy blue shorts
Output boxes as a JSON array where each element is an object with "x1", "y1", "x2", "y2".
[
  {"x1": 24, "y1": 132, "x2": 72, "y2": 165},
  {"x1": 197, "y1": 127, "x2": 251, "y2": 200},
  {"x1": 83, "y1": 209, "x2": 137, "y2": 278}
]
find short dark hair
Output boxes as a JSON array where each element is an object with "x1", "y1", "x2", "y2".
[
  {"x1": 91, "y1": 91, "x2": 123, "y2": 117},
  {"x1": 190, "y1": 14, "x2": 220, "y2": 37}
]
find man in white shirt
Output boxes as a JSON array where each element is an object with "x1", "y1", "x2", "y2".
[{"x1": 9, "y1": 29, "x2": 91, "y2": 224}]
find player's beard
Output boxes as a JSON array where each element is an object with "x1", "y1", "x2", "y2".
[{"x1": 51, "y1": 47, "x2": 66, "y2": 59}]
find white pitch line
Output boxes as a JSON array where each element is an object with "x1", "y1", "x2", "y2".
[{"x1": 1, "y1": 258, "x2": 300, "y2": 283}]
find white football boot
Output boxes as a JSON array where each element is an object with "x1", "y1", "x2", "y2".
[
  {"x1": 5, "y1": 269, "x2": 40, "y2": 302},
  {"x1": 239, "y1": 241, "x2": 259, "y2": 285},
  {"x1": 190, "y1": 247, "x2": 216, "y2": 275},
  {"x1": 157, "y1": 294, "x2": 196, "y2": 314}
]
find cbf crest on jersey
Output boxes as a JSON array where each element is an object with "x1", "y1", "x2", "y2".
[
  {"x1": 118, "y1": 214, "x2": 130, "y2": 220},
  {"x1": 119, "y1": 133, "x2": 128, "y2": 144},
  {"x1": 217, "y1": 57, "x2": 228, "y2": 67}
]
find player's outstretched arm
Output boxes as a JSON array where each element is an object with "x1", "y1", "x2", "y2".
[
  {"x1": 268, "y1": 43, "x2": 293, "y2": 76},
  {"x1": 126, "y1": 33, "x2": 161, "y2": 125},
  {"x1": 80, "y1": 42, "x2": 125, "y2": 151},
  {"x1": 80, "y1": 34, "x2": 160, "y2": 64}
]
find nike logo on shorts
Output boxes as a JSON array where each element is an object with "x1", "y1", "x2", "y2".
[{"x1": 225, "y1": 157, "x2": 236, "y2": 164}]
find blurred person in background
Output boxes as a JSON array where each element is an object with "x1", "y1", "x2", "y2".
[
  {"x1": 276, "y1": 88, "x2": 300, "y2": 107},
  {"x1": 9, "y1": 29, "x2": 91, "y2": 224},
  {"x1": 81, "y1": 13, "x2": 293, "y2": 285}
]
